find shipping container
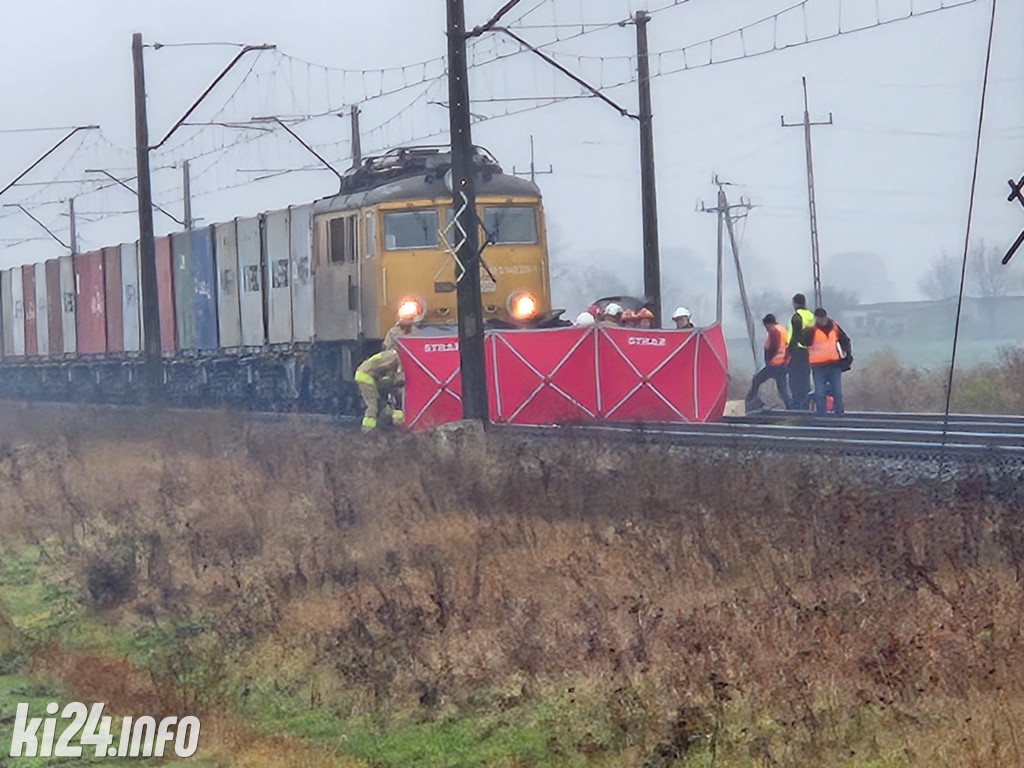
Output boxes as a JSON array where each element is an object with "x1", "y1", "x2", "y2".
[
  {"x1": 154, "y1": 236, "x2": 177, "y2": 355},
  {"x1": 12, "y1": 270, "x2": 25, "y2": 356},
  {"x1": 2, "y1": 270, "x2": 20, "y2": 357},
  {"x1": 33, "y1": 262, "x2": 49, "y2": 357},
  {"x1": 22, "y1": 265, "x2": 37, "y2": 357},
  {"x1": 289, "y1": 205, "x2": 314, "y2": 343},
  {"x1": 75, "y1": 251, "x2": 107, "y2": 355},
  {"x1": 264, "y1": 209, "x2": 292, "y2": 344},
  {"x1": 236, "y1": 216, "x2": 264, "y2": 347},
  {"x1": 171, "y1": 231, "x2": 194, "y2": 351},
  {"x1": 189, "y1": 227, "x2": 218, "y2": 350},
  {"x1": 0, "y1": 272, "x2": 6, "y2": 359},
  {"x1": 120, "y1": 243, "x2": 141, "y2": 353},
  {"x1": 59, "y1": 256, "x2": 76, "y2": 356},
  {"x1": 103, "y1": 247, "x2": 123, "y2": 354},
  {"x1": 214, "y1": 221, "x2": 242, "y2": 348},
  {"x1": 45, "y1": 259, "x2": 62, "y2": 357}
]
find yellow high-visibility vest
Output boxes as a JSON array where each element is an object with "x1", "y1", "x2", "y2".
[{"x1": 788, "y1": 308, "x2": 815, "y2": 349}]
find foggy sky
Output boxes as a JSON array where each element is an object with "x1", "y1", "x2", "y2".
[{"x1": 0, "y1": 0, "x2": 1021, "y2": 321}]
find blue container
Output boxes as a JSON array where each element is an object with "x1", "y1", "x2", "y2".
[
  {"x1": 190, "y1": 227, "x2": 219, "y2": 350},
  {"x1": 171, "y1": 230, "x2": 194, "y2": 350}
]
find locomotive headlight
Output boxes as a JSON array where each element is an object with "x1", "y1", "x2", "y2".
[
  {"x1": 398, "y1": 296, "x2": 426, "y2": 322},
  {"x1": 508, "y1": 291, "x2": 538, "y2": 322}
]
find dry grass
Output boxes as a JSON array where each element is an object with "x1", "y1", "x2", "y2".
[
  {"x1": 0, "y1": 404, "x2": 1022, "y2": 765},
  {"x1": 843, "y1": 345, "x2": 1024, "y2": 414}
]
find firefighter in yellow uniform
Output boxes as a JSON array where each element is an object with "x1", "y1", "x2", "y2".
[{"x1": 354, "y1": 349, "x2": 405, "y2": 432}]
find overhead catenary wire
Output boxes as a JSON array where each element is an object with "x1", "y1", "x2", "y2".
[{"x1": 0, "y1": 0, "x2": 991, "y2": 262}]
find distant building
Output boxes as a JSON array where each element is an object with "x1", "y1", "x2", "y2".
[{"x1": 843, "y1": 296, "x2": 1024, "y2": 341}]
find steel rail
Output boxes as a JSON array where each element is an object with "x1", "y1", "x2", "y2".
[
  {"x1": 503, "y1": 423, "x2": 1024, "y2": 460},
  {"x1": 6, "y1": 400, "x2": 1023, "y2": 460}
]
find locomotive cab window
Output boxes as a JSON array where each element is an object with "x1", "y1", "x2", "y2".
[
  {"x1": 482, "y1": 206, "x2": 537, "y2": 245},
  {"x1": 383, "y1": 210, "x2": 438, "y2": 250},
  {"x1": 329, "y1": 216, "x2": 357, "y2": 264}
]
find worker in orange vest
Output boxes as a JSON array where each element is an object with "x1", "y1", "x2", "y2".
[
  {"x1": 808, "y1": 307, "x2": 853, "y2": 416},
  {"x1": 745, "y1": 313, "x2": 792, "y2": 413}
]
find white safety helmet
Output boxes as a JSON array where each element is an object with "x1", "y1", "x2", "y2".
[
  {"x1": 575, "y1": 311, "x2": 596, "y2": 327},
  {"x1": 604, "y1": 302, "x2": 624, "y2": 317},
  {"x1": 672, "y1": 306, "x2": 692, "y2": 320}
]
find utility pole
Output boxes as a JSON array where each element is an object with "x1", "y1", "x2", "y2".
[
  {"x1": 182, "y1": 159, "x2": 193, "y2": 229},
  {"x1": 132, "y1": 32, "x2": 163, "y2": 400},
  {"x1": 68, "y1": 197, "x2": 78, "y2": 255},
  {"x1": 446, "y1": 0, "x2": 488, "y2": 423},
  {"x1": 723, "y1": 193, "x2": 758, "y2": 370},
  {"x1": 350, "y1": 105, "x2": 362, "y2": 168},
  {"x1": 635, "y1": 10, "x2": 662, "y2": 326},
  {"x1": 700, "y1": 180, "x2": 757, "y2": 368},
  {"x1": 782, "y1": 76, "x2": 831, "y2": 309},
  {"x1": 715, "y1": 187, "x2": 725, "y2": 324},
  {"x1": 129, "y1": 34, "x2": 268, "y2": 399}
]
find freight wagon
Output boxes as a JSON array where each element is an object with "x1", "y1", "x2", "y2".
[{"x1": 0, "y1": 146, "x2": 553, "y2": 412}]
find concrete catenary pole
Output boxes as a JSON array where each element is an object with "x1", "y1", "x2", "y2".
[
  {"x1": 782, "y1": 76, "x2": 832, "y2": 309},
  {"x1": 182, "y1": 159, "x2": 193, "y2": 230},
  {"x1": 635, "y1": 10, "x2": 662, "y2": 326},
  {"x1": 132, "y1": 32, "x2": 163, "y2": 399},
  {"x1": 68, "y1": 197, "x2": 78, "y2": 255},
  {"x1": 446, "y1": 0, "x2": 488, "y2": 423}
]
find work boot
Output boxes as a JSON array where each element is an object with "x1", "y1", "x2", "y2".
[{"x1": 745, "y1": 395, "x2": 767, "y2": 415}]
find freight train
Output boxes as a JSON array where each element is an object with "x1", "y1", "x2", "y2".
[{"x1": 0, "y1": 146, "x2": 553, "y2": 411}]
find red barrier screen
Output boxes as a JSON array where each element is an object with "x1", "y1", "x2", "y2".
[
  {"x1": 397, "y1": 325, "x2": 729, "y2": 432},
  {"x1": 397, "y1": 337, "x2": 467, "y2": 432}
]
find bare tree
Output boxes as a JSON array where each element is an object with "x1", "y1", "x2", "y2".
[
  {"x1": 968, "y1": 241, "x2": 1020, "y2": 298},
  {"x1": 918, "y1": 252, "x2": 961, "y2": 300},
  {"x1": 920, "y1": 244, "x2": 1023, "y2": 300}
]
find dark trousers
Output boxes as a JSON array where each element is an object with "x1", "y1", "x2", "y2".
[
  {"x1": 812, "y1": 364, "x2": 844, "y2": 415},
  {"x1": 787, "y1": 351, "x2": 810, "y2": 410},
  {"x1": 747, "y1": 365, "x2": 791, "y2": 408}
]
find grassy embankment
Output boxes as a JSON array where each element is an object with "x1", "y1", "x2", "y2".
[{"x1": 0, "y1": 406, "x2": 1022, "y2": 766}]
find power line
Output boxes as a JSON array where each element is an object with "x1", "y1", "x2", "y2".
[
  {"x1": 944, "y1": 0, "x2": 998, "y2": 429},
  {"x1": 534, "y1": 0, "x2": 980, "y2": 89}
]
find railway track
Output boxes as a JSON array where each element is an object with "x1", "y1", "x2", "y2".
[
  {"x1": 524, "y1": 411, "x2": 1024, "y2": 459},
  {"x1": 7, "y1": 400, "x2": 1024, "y2": 460}
]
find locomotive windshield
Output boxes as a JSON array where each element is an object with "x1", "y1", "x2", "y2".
[
  {"x1": 383, "y1": 210, "x2": 439, "y2": 250},
  {"x1": 482, "y1": 206, "x2": 537, "y2": 245}
]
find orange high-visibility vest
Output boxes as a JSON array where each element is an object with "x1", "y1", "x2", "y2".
[
  {"x1": 766, "y1": 324, "x2": 789, "y2": 367},
  {"x1": 808, "y1": 325, "x2": 841, "y2": 366}
]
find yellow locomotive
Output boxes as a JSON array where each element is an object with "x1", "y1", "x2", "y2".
[{"x1": 312, "y1": 145, "x2": 552, "y2": 343}]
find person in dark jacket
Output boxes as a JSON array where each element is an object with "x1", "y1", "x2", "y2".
[
  {"x1": 786, "y1": 293, "x2": 815, "y2": 410},
  {"x1": 746, "y1": 314, "x2": 792, "y2": 411},
  {"x1": 807, "y1": 307, "x2": 853, "y2": 416}
]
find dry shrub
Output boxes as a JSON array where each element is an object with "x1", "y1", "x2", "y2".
[
  {"x1": 843, "y1": 345, "x2": 1024, "y2": 414},
  {"x1": 0, "y1": 404, "x2": 1023, "y2": 766}
]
